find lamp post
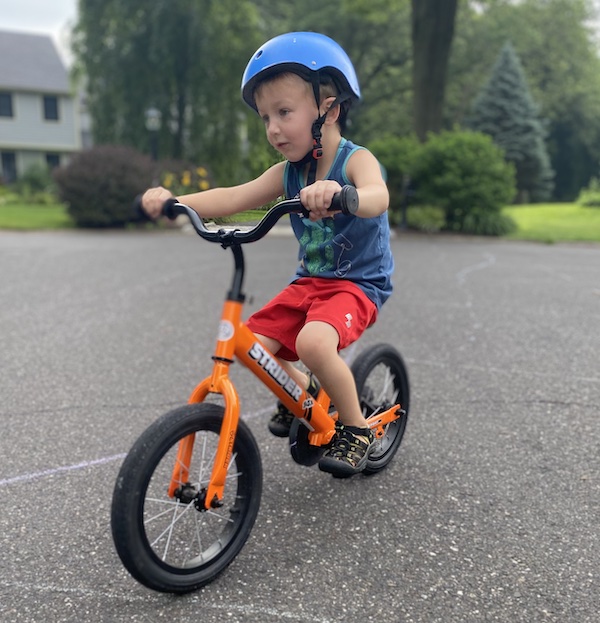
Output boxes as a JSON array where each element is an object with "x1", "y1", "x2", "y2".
[{"x1": 144, "y1": 106, "x2": 162, "y2": 161}]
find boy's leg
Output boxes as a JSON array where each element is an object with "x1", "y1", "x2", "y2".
[
  {"x1": 295, "y1": 321, "x2": 375, "y2": 476},
  {"x1": 253, "y1": 333, "x2": 312, "y2": 437},
  {"x1": 295, "y1": 321, "x2": 365, "y2": 427}
]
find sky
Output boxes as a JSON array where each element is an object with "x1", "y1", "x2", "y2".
[
  {"x1": 0, "y1": 0, "x2": 77, "y2": 64},
  {"x1": 2, "y1": 0, "x2": 600, "y2": 67}
]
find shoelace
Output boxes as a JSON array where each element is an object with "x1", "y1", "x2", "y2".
[
  {"x1": 272, "y1": 405, "x2": 294, "y2": 423},
  {"x1": 328, "y1": 428, "x2": 372, "y2": 467}
]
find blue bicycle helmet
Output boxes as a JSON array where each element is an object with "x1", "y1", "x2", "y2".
[
  {"x1": 241, "y1": 31, "x2": 360, "y2": 112},
  {"x1": 241, "y1": 32, "x2": 360, "y2": 183}
]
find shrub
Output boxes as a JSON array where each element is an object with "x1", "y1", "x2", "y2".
[
  {"x1": 0, "y1": 184, "x2": 21, "y2": 205},
  {"x1": 576, "y1": 177, "x2": 600, "y2": 207},
  {"x1": 411, "y1": 130, "x2": 517, "y2": 235},
  {"x1": 14, "y1": 163, "x2": 58, "y2": 199},
  {"x1": 406, "y1": 205, "x2": 445, "y2": 233},
  {"x1": 462, "y1": 208, "x2": 516, "y2": 236},
  {"x1": 54, "y1": 145, "x2": 156, "y2": 227}
]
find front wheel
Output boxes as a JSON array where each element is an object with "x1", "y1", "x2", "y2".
[
  {"x1": 351, "y1": 343, "x2": 410, "y2": 475},
  {"x1": 111, "y1": 403, "x2": 262, "y2": 593}
]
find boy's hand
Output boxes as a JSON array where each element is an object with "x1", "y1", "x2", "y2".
[
  {"x1": 141, "y1": 186, "x2": 174, "y2": 220},
  {"x1": 300, "y1": 180, "x2": 342, "y2": 221}
]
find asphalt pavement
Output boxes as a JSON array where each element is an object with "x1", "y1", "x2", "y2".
[{"x1": 0, "y1": 227, "x2": 598, "y2": 622}]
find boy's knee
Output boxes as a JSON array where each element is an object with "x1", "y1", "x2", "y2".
[{"x1": 295, "y1": 325, "x2": 337, "y2": 364}]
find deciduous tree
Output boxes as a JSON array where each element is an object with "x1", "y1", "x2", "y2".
[{"x1": 411, "y1": 0, "x2": 459, "y2": 141}]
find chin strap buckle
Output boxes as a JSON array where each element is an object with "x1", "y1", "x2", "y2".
[
  {"x1": 311, "y1": 117, "x2": 324, "y2": 160},
  {"x1": 312, "y1": 140, "x2": 323, "y2": 159}
]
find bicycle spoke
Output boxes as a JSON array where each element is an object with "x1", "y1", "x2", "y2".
[{"x1": 111, "y1": 393, "x2": 262, "y2": 592}]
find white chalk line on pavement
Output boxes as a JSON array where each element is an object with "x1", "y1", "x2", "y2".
[
  {"x1": 0, "y1": 346, "x2": 359, "y2": 489},
  {"x1": 0, "y1": 580, "x2": 336, "y2": 622},
  {"x1": 0, "y1": 406, "x2": 272, "y2": 488},
  {"x1": 455, "y1": 252, "x2": 496, "y2": 286},
  {"x1": 0, "y1": 453, "x2": 127, "y2": 487}
]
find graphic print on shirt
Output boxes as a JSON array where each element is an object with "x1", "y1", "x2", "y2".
[
  {"x1": 332, "y1": 233, "x2": 353, "y2": 277},
  {"x1": 299, "y1": 218, "x2": 354, "y2": 277}
]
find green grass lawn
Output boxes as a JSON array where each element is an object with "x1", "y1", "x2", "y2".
[
  {"x1": 1, "y1": 200, "x2": 599, "y2": 243},
  {"x1": 0, "y1": 202, "x2": 74, "y2": 230},
  {"x1": 0, "y1": 202, "x2": 266, "y2": 230},
  {"x1": 502, "y1": 203, "x2": 600, "y2": 243}
]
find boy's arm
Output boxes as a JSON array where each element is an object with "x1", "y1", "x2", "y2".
[
  {"x1": 299, "y1": 149, "x2": 389, "y2": 221},
  {"x1": 345, "y1": 149, "x2": 389, "y2": 218},
  {"x1": 141, "y1": 161, "x2": 286, "y2": 219}
]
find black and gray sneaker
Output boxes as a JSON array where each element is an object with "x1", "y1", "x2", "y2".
[
  {"x1": 267, "y1": 402, "x2": 296, "y2": 437},
  {"x1": 267, "y1": 374, "x2": 321, "y2": 438},
  {"x1": 318, "y1": 424, "x2": 375, "y2": 477}
]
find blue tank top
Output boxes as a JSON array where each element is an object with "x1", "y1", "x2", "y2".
[{"x1": 283, "y1": 138, "x2": 394, "y2": 309}]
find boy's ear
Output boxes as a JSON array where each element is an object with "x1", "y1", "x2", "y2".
[{"x1": 321, "y1": 96, "x2": 340, "y2": 125}]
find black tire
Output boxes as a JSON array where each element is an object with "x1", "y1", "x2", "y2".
[
  {"x1": 111, "y1": 403, "x2": 262, "y2": 593},
  {"x1": 351, "y1": 343, "x2": 410, "y2": 475}
]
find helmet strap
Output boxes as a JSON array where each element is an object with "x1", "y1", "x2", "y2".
[
  {"x1": 290, "y1": 111, "x2": 326, "y2": 186},
  {"x1": 290, "y1": 88, "x2": 351, "y2": 187}
]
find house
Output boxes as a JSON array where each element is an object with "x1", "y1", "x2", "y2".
[{"x1": 0, "y1": 30, "x2": 83, "y2": 183}]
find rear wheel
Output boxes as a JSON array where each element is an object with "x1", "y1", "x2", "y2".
[
  {"x1": 351, "y1": 343, "x2": 410, "y2": 475},
  {"x1": 111, "y1": 403, "x2": 262, "y2": 593}
]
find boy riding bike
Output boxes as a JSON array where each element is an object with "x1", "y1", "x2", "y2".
[{"x1": 141, "y1": 31, "x2": 394, "y2": 478}]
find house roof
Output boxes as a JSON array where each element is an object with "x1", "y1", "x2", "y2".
[{"x1": 0, "y1": 30, "x2": 70, "y2": 94}]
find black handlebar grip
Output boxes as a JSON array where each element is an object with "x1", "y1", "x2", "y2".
[
  {"x1": 329, "y1": 185, "x2": 359, "y2": 215},
  {"x1": 132, "y1": 194, "x2": 179, "y2": 221},
  {"x1": 161, "y1": 197, "x2": 179, "y2": 220}
]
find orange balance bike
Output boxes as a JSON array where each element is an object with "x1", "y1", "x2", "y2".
[{"x1": 111, "y1": 188, "x2": 410, "y2": 593}]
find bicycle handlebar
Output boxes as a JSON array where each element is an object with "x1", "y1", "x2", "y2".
[{"x1": 136, "y1": 185, "x2": 359, "y2": 246}]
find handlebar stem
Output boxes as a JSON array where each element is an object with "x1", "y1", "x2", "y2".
[{"x1": 228, "y1": 245, "x2": 246, "y2": 303}]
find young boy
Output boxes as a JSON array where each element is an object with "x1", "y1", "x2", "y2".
[{"x1": 141, "y1": 32, "x2": 394, "y2": 477}]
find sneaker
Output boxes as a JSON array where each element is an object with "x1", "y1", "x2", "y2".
[
  {"x1": 267, "y1": 402, "x2": 295, "y2": 437},
  {"x1": 267, "y1": 374, "x2": 321, "y2": 438},
  {"x1": 318, "y1": 424, "x2": 375, "y2": 477}
]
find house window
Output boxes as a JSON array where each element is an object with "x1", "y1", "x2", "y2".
[
  {"x1": 46, "y1": 153, "x2": 60, "y2": 169},
  {"x1": 1, "y1": 152, "x2": 17, "y2": 183},
  {"x1": 43, "y1": 95, "x2": 59, "y2": 121},
  {"x1": 0, "y1": 92, "x2": 13, "y2": 117}
]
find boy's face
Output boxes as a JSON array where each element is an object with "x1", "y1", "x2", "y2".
[{"x1": 254, "y1": 73, "x2": 319, "y2": 162}]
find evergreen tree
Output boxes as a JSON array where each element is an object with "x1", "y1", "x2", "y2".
[{"x1": 467, "y1": 42, "x2": 553, "y2": 202}]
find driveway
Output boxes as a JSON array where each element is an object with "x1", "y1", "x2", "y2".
[{"x1": 0, "y1": 229, "x2": 598, "y2": 622}]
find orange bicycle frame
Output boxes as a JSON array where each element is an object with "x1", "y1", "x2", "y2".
[{"x1": 168, "y1": 296, "x2": 401, "y2": 509}]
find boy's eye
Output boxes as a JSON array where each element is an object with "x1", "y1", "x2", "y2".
[{"x1": 279, "y1": 109, "x2": 290, "y2": 117}]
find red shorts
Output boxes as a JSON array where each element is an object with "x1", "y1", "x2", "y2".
[{"x1": 246, "y1": 277, "x2": 377, "y2": 361}]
